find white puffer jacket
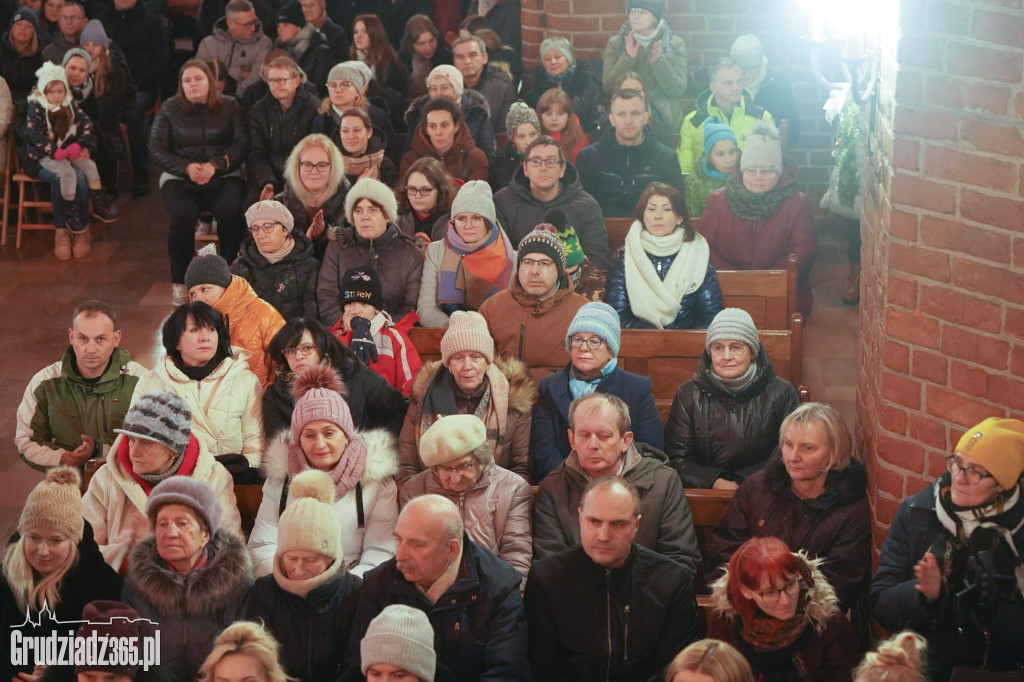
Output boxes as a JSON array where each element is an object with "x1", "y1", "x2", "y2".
[
  {"x1": 131, "y1": 350, "x2": 264, "y2": 467},
  {"x1": 248, "y1": 429, "x2": 399, "y2": 578}
]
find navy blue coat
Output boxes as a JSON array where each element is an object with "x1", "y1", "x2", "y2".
[
  {"x1": 530, "y1": 364, "x2": 665, "y2": 482},
  {"x1": 604, "y1": 247, "x2": 724, "y2": 330}
]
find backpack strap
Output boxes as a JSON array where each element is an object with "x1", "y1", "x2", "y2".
[{"x1": 356, "y1": 481, "x2": 365, "y2": 528}]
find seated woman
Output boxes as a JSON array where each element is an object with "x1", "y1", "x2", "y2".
[
  {"x1": 263, "y1": 318, "x2": 408, "y2": 438},
  {"x1": 241, "y1": 469, "x2": 361, "y2": 681},
  {"x1": 684, "y1": 118, "x2": 738, "y2": 218},
  {"x1": 853, "y1": 631, "x2": 927, "y2": 682},
  {"x1": 665, "y1": 639, "x2": 753, "y2": 682},
  {"x1": 398, "y1": 13, "x2": 452, "y2": 100},
  {"x1": 350, "y1": 14, "x2": 408, "y2": 94},
  {"x1": 396, "y1": 156, "x2": 456, "y2": 244},
  {"x1": 132, "y1": 302, "x2": 265, "y2": 469},
  {"x1": 491, "y1": 101, "x2": 540, "y2": 191},
  {"x1": 278, "y1": 133, "x2": 347, "y2": 262},
  {"x1": 123, "y1": 478, "x2": 253, "y2": 682},
  {"x1": 197, "y1": 621, "x2": 291, "y2": 682},
  {"x1": 699, "y1": 122, "x2": 817, "y2": 319},
  {"x1": 417, "y1": 179, "x2": 515, "y2": 328},
  {"x1": 402, "y1": 65, "x2": 496, "y2": 162},
  {"x1": 708, "y1": 402, "x2": 870, "y2": 611},
  {"x1": 231, "y1": 200, "x2": 320, "y2": 322},
  {"x1": 537, "y1": 87, "x2": 589, "y2": 165},
  {"x1": 530, "y1": 302, "x2": 664, "y2": 483},
  {"x1": 312, "y1": 62, "x2": 395, "y2": 162},
  {"x1": 150, "y1": 59, "x2": 247, "y2": 306},
  {"x1": 1, "y1": 468, "x2": 122, "y2": 682},
  {"x1": 525, "y1": 36, "x2": 604, "y2": 133},
  {"x1": 274, "y1": 0, "x2": 331, "y2": 95},
  {"x1": 0, "y1": 9, "x2": 44, "y2": 116},
  {"x1": 336, "y1": 106, "x2": 396, "y2": 187},
  {"x1": 397, "y1": 311, "x2": 535, "y2": 483},
  {"x1": 606, "y1": 181, "x2": 723, "y2": 329},
  {"x1": 706, "y1": 536, "x2": 857, "y2": 681},
  {"x1": 401, "y1": 415, "x2": 533, "y2": 580},
  {"x1": 250, "y1": 365, "x2": 399, "y2": 578},
  {"x1": 665, "y1": 308, "x2": 800, "y2": 489},
  {"x1": 82, "y1": 391, "x2": 242, "y2": 571},
  {"x1": 400, "y1": 96, "x2": 489, "y2": 185},
  {"x1": 317, "y1": 177, "x2": 424, "y2": 327},
  {"x1": 872, "y1": 418, "x2": 1024, "y2": 679}
]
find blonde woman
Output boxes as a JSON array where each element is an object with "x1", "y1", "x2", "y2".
[
  {"x1": 198, "y1": 621, "x2": 290, "y2": 682},
  {"x1": 854, "y1": 631, "x2": 927, "y2": 682},
  {"x1": 277, "y1": 133, "x2": 347, "y2": 262},
  {"x1": 665, "y1": 639, "x2": 753, "y2": 682}
]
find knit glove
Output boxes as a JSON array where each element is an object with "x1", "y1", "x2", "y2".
[
  {"x1": 65, "y1": 142, "x2": 82, "y2": 160},
  {"x1": 350, "y1": 316, "x2": 378, "y2": 364},
  {"x1": 53, "y1": 147, "x2": 67, "y2": 161}
]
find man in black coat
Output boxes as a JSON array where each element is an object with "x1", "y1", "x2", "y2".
[{"x1": 526, "y1": 476, "x2": 698, "y2": 681}]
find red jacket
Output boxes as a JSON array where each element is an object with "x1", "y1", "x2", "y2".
[{"x1": 332, "y1": 312, "x2": 423, "y2": 396}]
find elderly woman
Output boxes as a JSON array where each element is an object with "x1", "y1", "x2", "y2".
[
  {"x1": 396, "y1": 156, "x2": 457, "y2": 244},
  {"x1": 417, "y1": 179, "x2": 515, "y2": 328},
  {"x1": 700, "y1": 122, "x2": 817, "y2": 319},
  {"x1": 82, "y1": 391, "x2": 242, "y2": 571},
  {"x1": 1, "y1": 468, "x2": 122, "y2": 682},
  {"x1": 707, "y1": 402, "x2": 871, "y2": 611},
  {"x1": 231, "y1": 200, "x2": 320, "y2": 321},
  {"x1": 872, "y1": 418, "x2": 1024, "y2": 679},
  {"x1": 397, "y1": 311, "x2": 536, "y2": 483},
  {"x1": 526, "y1": 36, "x2": 604, "y2": 133},
  {"x1": 491, "y1": 101, "x2": 539, "y2": 191},
  {"x1": 606, "y1": 182, "x2": 723, "y2": 329},
  {"x1": 398, "y1": 14, "x2": 451, "y2": 100},
  {"x1": 530, "y1": 301, "x2": 664, "y2": 482},
  {"x1": 277, "y1": 133, "x2": 347, "y2": 262},
  {"x1": 197, "y1": 621, "x2": 291, "y2": 682},
  {"x1": 665, "y1": 308, "x2": 800, "y2": 489},
  {"x1": 250, "y1": 365, "x2": 399, "y2": 578},
  {"x1": 150, "y1": 59, "x2": 248, "y2": 306},
  {"x1": 123, "y1": 477, "x2": 253, "y2": 682},
  {"x1": 317, "y1": 177, "x2": 423, "y2": 327},
  {"x1": 684, "y1": 118, "x2": 738, "y2": 218},
  {"x1": 665, "y1": 640, "x2": 753, "y2": 682},
  {"x1": 400, "y1": 415, "x2": 533, "y2": 579},
  {"x1": 706, "y1": 536, "x2": 857, "y2": 681},
  {"x1": 241, "y1": 469, "x2": 361, "y2": 681}
]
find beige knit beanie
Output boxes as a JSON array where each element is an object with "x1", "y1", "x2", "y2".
[
  {"x1": 275, "y1": 469, "x2": 342, "y2": 563},
  {"x1": 440, "y1": 311, "x2": 494, "y2": 366},
  {"x1": 420, "y1": 414, "x2": 490, "y2": 467},
  {"x1": 19, "y1": 467, "x2": 84, "y2": 544}
]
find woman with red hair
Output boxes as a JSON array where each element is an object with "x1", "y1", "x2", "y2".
[{"x1": 707, "y1": 536, "x2": 857, "y2": 682}]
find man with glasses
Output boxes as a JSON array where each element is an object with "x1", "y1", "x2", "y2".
[
  {"x1": 527, "y1": 476, "x2": 697, "y2": 680},
  {"x1": 197, "y1": 0, "x2": 272, "y2": 94},
  {"x1": 494, "y1": 135, "x2": 610, "y2": 268},
  {"x1": 42, "y1": 0, "x2": 89, "y2": 63}
]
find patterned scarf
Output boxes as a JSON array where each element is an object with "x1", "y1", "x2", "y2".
[
  {"x1": 437, "y1": 222, "x2": 514, "y2": 309},
  {"x1": 569, "y1": 358, "x2": 617, "y2": 400},
  {"x1": 724, "y1": 175, "x2": 796, "y2": 222},
  {"x1": 288, "y1": 427, "x2": 368, "y2": 500}
]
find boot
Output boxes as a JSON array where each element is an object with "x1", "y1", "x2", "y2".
[
  {"x1": 171, "y1": 283, "x2": 189, "y2": 307},
  {"x1": 90, "y1": 190, "x2": 119, "y2": 223},
  {"x1": 54, "y1": 229, "x2": 71, "y2": 260},
  {"x1": 132, "y1": 174, "x2": 150, "y2": 198},
  {"x1": 72, "y1": 227, "x2": 91, "y2": 258},
  {"x1": 63, "y1": 199, "x2": 83, "y2": 234},
  {"x1": 842, "y1": 264, "x2": 860, "y2": 304}
]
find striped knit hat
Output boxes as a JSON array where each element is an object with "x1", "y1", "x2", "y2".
[
  {"x1": 517, "y1": 223, "x2": 566, "y2": 272},
  {"x1": 115, "y1": 391, "x2": 193, "y2": 457},
  {"x1": 566, "y1": 302, "x2": 621, "y2": 356}
]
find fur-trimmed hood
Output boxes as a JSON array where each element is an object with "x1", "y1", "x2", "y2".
[
  {"x1": 261, "y1": 428, "x2": 399, "y2": 484},
  {"x1": 410, "y1": 357, "x2": 538, "y2": 415},
  {"x1": 708, "y1": 551, "x2": 841, "y2": 633}
]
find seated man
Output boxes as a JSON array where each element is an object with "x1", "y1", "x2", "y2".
[
  {"x1": 42, "y1": 0, "x2": 88, "y2": 64},
  {"x1": 453, "y1": 35, "x2": 514, "y2": 134},
  {"x1": 16, "y1": 300, "x2": 145, "y2": 474},
  {"x1": 677, "y1": 57, "x2": 775, "y2": 174},
  {"x1": 526, "y1": 477, "x2": 698, "y2": 681},
  {"x1": 196, "y1": 0, "x2": 273, "y2": 95},
  {"x1": 576, "y1": 88, "x2": 685, "y2": 218},
  {"x1": 344, "y1": 494, "x2": 530, "y2": 681},
  {"x1": 533, "y1": 393, "x2": 700, "y2": 573},
  {"x1": 478, "y1": 224, "x2": 588, "y2": 369}
]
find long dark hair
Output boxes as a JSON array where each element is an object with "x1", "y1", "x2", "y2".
[
  {"x1": 396, "y1": 156, "x2": 456, "y2": 215},
  {"x1": 350, "y1": 14, "x2": 407, "y2": 85},
  {"x1": 176, "y1": 59, "x2": 222, "y2": 114},
  {"x1": 162, "y1": 302, "x2": 233, "y2": 361},
  {"x1": 267, "y1": 318, "x2": 355, "y2": 381},
  {"x1": 632, "y1": 181, "x2": 695, "y2": 241}
]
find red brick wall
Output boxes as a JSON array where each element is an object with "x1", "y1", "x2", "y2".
[
  {"x1": 520, "y1": 0, "x2": 837, "y2": 201},
  {"x1": 858, "y1": 0, "x2": 1024, "y2": 550}
]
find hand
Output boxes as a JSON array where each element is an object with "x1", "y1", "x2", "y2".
[
  {"x1": 358, "y1": 165, "x2": 380, "y2": 180},
  {"x1": 16, "y1": 664, "x2": 46, "y2": 681},
  {"x1": 624, "y1": 31, "x2": 639, "y2": 58},
  {"x1": 914, "y1": 552, "x2": 942, "y2": 601},
  {"x1": 186, "y1": 163, "x2": 205, "y2": 182},
  {"x1": 414, "y1": 231, "x2": 432, "y2": 250},
  {"x1": 259, "y1": 183, "x2": 276, "y2": 201},
  {"x1": 62, "y1": 434, "x2": 95, "y2": 467},
  {"x1": 65, "y1": 142, "x2": 82, "y2": 160},
  {"x1": 349, "y1": 316, "x2": 378, "y2": 364},
  {"x1": 306, "y1": 209, "x2": 326, "y2": 241},
  {"x1": 650, "y1": 40, "x2": 663, "y2": 62},
  {"x1": 712, "y1": 477, "x2": 739, "y2": 490},
  {"x1": 201, "y1": 163, "x2": 217, "y2": 183}
]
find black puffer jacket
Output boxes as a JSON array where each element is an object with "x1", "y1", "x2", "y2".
[
  {"x1": 247, "y1": 90, "x2": 320, "y2": 190},
  {"x1": 489, "y1": 141, "x2": 521, "y2": 191},
  {"x1": 312, "y1": 102, "x2": 398, "y2": 165},
  {"x1": 276, "y1": 182, "x2": 348, "y2": 262},
  {"x1": 230, "y1": 229, "x2": 320, "y2": 321},
  {"x1": 149, "y1": 95, "x2": 248, "y2": 177},
  {"x1": 665, "y1": 344, "x2": 800, "y2": 487},
  {"x1": 0, "y1": 32, "x2": 42, "y2": 100},
  {"x1": 525, "y1": 63, "x2": 605, "y2": 133}
]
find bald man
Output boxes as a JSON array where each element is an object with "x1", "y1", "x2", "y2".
[{"x1": 344, "y1": 495, "x2": 530, "y2": 681}]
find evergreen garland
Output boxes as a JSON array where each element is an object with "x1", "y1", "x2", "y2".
[{"x1": 835, "y1": 98, "x2": 861, "y2": 209}]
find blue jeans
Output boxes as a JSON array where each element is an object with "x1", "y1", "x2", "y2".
[{"x1": 35, "y1": 165, "x2": 90, "y2": 232}]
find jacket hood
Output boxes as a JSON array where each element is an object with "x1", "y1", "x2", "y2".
[
  {"x1": 261, "y1": 428, "x2": 399, "y2": 484},
  {"x1": 692, "y1": 343, "x2": 778, "y2": 402},
  {"x1": 60, "y1": 346, "x2": 135, "y2": 390},
  {"x1": 237, "y1": 229, "x2": 315, "y2": 270},
  {"x1": 211, "y1": 15, "x2": 266, "y2": 44},
  {"x1": 507, "y1": 161, "x2": 584, "y2": 206},
  {"x1": 404, "y1": 89, "x2": 491, "y2": 129},
  {"x1": 709, "y1": 551, "x2": 841, "y2": 633},
  {"x1": 764, "y1": 455, "x2": 869, "y2": 508},
  {"x1": 689, "y1": 88, "x2": 767, "y2": 130},
  {"x1": 409, "y1": 117, "x2": 477, "y2": 158},
  {"x1": 410, "y1": 357, "x2": 538, "y2": 414},
  {"x1": 157, "y1": 347, "x2": 254, "y2": 386}
]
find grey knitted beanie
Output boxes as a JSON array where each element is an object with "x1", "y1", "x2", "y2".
[
  {"x1": 115, "y1": 391, "x2": 193, "y2": 457},
  {"x1": 505, "y1": 101, "x2": 540, "y2": 137},
  {"x1": 184, "y1": 253, "x2": 232, "y2": 291},
  {"x1": 146, "y1": 476, "x2": 220, "y2": 533},
  {"x1": 450, "y1": 180, "x2": 497, "y2": 226},
  {"x1": 360, "y1": 605, "x2": 436, "y2": 681},
  {"x1": 705, "y1": 308, "x2": 759, "y2": 354}
]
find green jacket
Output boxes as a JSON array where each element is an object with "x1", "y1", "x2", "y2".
[
  {"x1": 677, "y1": 89, "x2": 774, "y2": 173},
  {"x1": 684, "y1": 159, "x2": 729, "y2": 218},
  {"x1": 16, "y1": 347, "x2": 145, "y2": 471}
]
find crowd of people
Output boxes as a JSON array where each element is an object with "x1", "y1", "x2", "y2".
[{"x1": 1, "y1": 0, "x2": 1014, "y2": 680}]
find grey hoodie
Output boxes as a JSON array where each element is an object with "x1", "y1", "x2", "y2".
[{"x1": 196, "y1": 15, "x2": 272, "y2": 94}]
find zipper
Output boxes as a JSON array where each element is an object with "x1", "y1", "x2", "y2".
[
  {"x1": 623, "y1": 603, "x2": 630, "y2": 663},
  {"x1": 518, "y1": 324, "x2": 525, "y2": 359},
  {"x1": 605, "y1": 570, "x2": 612, "y2": 681}
]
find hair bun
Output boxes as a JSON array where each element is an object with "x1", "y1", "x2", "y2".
[
  {"x1": 290, "y1": 364, "x2": 346, "y2": 402},
  {"x1": 288, "y1": 469, "x2": 336, "y2": 505}
]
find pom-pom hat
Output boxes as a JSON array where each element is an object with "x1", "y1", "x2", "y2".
[{"x1": 19, "y1": 467, "x2": 84, "y2": 544}]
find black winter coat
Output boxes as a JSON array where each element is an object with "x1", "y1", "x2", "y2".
[
  {"x1": 149, "y1": 95, "x2": 248, "y2": 177},
  {"x1": 279, "y1": 29, "x2": 332, "y2": 97},
  {"x1": 318, "y1": 17, "x2": 349, "y2": 64},
  {"x1": 665, "y1": 345, "x2": 800, "y2": 487},
  {"x1": 99, "y1": 3, "x2": 170, "y2": 92},
  {"x1": 525, "y1": 63, "x2": 606, "y2": 133},
  {"x1": 708, "y1": 456, "x2": 872, "y2": 611},
  {"x1": 247, "y1": 91, "x2": 321, "y2": 190},
  {"x1": 276, "y1": 182, "x2": 348, "y2": 262},
  {"x1": 753, "y1": 68, "x2": 801, "y2": 145},
  {"x1": 313, "y1": 102, "x2": 398, "y2": 166},
  {"x1": 343, "y1": 535, "x2": 530, "y2": 682},
  {"x1": 241, "y1": 569, "x2": 361, "y2": 682},
  {"x1": 230, "y1": 229, "x2": 320, "y2": 321},
  {"x1": 525, "y1": 544, "x2": 697, "y2": 682},
  {"x1": 0, "y1": 32, "x2": 42, "y2": 100},
  {"x1": 489, "y1": 141, "x2": 521, "y2": 191}
]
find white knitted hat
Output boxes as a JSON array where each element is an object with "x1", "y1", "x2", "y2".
[
  {"x1": 345, "y1": 177, "x2": 399, "y2": 224},
  {"x1": 360, "y1": 605, "x2": 436, "y2": 681}
]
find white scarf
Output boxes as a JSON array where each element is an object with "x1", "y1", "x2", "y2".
[{"x1": 623, "y1": 220, "x2": 710, "y2": 329}]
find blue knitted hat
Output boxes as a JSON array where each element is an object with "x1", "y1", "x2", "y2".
[
  {"x1": 702, "y1": 117, "x2": 738, "y2": 158},
  {"x1": 566, "y1": 302, "x2": 621, "y2": 356}
]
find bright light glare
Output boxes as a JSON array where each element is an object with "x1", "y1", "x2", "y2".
[{"x1": 796, "y1": 0, "x2": 894, "y2": 39}]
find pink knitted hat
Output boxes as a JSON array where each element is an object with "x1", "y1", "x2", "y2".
[
  {"x1": 440, "y1": 311, "x2": 494, "y2": 366},
  {"x1": 290, "y1": 365, "x2": 355, "y2": 444}
]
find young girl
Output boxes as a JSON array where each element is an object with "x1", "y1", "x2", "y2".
[
  {"x1": 685, "y1": 118, "x2": 739, "y2": 217},
  {"x1": 537, "y1": 87, "x2": 588, "y2": 164}
]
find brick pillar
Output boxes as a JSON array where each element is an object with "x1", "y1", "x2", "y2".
[{"x1": 858, "y1": 0, "x2": 1024, "y2": 550}]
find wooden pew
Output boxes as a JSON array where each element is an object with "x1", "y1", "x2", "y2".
[
  {"x1": 717, "y1": 255, "x2": 798, "y2": 331},
  {"x1": 685, "y1": 488, "x2": 735, "y2": 601}
]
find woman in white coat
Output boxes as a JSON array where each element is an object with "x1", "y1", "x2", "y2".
[
  {"x1": 131, "y1": 301, "x2": 264, "y2": 469},
  {"x1": 248, "y1": 364, "x2": 398, "y2": 577}
]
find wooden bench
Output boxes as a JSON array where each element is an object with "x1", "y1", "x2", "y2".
[{"x1": 0, "y1": 130, "x2": 14, "y2": 245}]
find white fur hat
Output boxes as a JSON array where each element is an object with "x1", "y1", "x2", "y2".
[
  {"x1": 345, "y1": 177, "x2": 399, "y2": 224},
  {"x1": 419, "y1": 414, "x2": 490, "y2": 467}
]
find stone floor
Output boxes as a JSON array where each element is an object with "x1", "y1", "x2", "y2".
[{"x1": 0, "y1": 188, "x2": 860, "y2": 540}]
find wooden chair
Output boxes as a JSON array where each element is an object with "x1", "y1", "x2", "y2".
[
  {"x1": 13, "y1": 156, "x2": 56, "y2": 247},
  {"x1": 0, "y1": 130, "x2": 15, "y2": 245}
]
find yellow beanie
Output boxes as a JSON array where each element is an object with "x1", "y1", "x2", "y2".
[
  {"x1": 19, "y1": 467, "x2": 84, "y2": 543},
  {"x1": 955, "y1": 417, "x2": 1024, "y2": 489}
]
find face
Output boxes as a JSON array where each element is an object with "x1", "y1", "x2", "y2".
[
  {"x1": 281, "y1": 549, "x2": 332, "y2": 580},
  {"x1": 740, "y1": 573, "x2": 801, "y2": 621},
  {"x1": 339, "y1": 115, "x2": 372, "y2": 154},
  {"x1": 568, "y1": 402, "x2": 633, "y2": 479},
  {"x1": 366, "y1": 665, "x2": 418, "y2": 681},
  {"x1": 435, "y1": 453, "x2": 482, "y2": 493},
  {"x1": 708, "y1": 138, "x2": 739, "y2": 174},
  {"x1": 543, "y1": 48, "x2": 570, "y2": 76},
  {"x1": 570, "y1": 332, "x2": 613, "y2": 375},
  {"x1": 68, "y1": 312, "x2": 121, "y2": 378},
  {"x1": 64, "y1": 55, "x2": 88, "y2": 86},
  {"x1": 425, "y1": 110, "x2": 456, "y2": 152},
  {"x1": 411, "y1": 30, "x2": 437, "y2": 59},
  {"x1": 128, "y1": 436, "x2": 177, "y2": 475},
  {"x1": 112, "y1": 0, "x2": 136, "y2": 10},
  {"x1": 781, "y1": 421, "x2": 832, "y2": 488},
  {"x1": 176, "y1": 315, "x2": 219, "y2": 366},
  {"x1": 742, "y1": 168, "x2": 780, "y2": 194},
  {"x1": 671, "y1": 674, "x2": 715, "y2": 682},
  {"x1": 523, "y1": 143, "x2": 565, "y2": 192},
  {"x1": 213, "y1": 653, "x2": 268, "y2": 682},
  {"x1": 628, "y1": 6, "x2": 657, "y2": 34},
  {"x1": 154, "y1": 503, "x2": 210, "y2": 567},
  {"x1": 426, "y1": 76, "x2": 458, "y2": 101},
  {"x1": 181, "y1": 66, "x2": 210, "y2": 104},
  {"x1": 453, "y1": 40, "x2": 487, "y2": 80},
  {"x1": 609, "y1": 96, "x2": 648, "y2": 144},
  {"x1": 266, "y1": 66, "x2": 299, "y2": 102},
  {"x1": 642, "y1": 194, "x2": 683, "y2": 237},
  {"x1": 518, "y1": 253, "x2": 559, "y2": 297},
  {"x1": 45, "y1": 82, "x2": 67, "y2": 107},
  {"x1": 709, "y1": 338, "x2": 753, "y2": 378},
  {"x1": 352, "y1": 20, "x2": 369, "y2": 50},
  {"x1": 579, "y1": 486, "x2": 639, "y2": 569},
  {"x1": 283, "y1": 329, "x2": 322, "y2": 373},
  {"x1": 352, "y1": 198, "x2": 388, "y2": 238},
  {"x1": 327, "y1": 78, "x2": 359, "y2": 108},
  {"x1": 452, "y1": 212, "x2": 488, "y2": 243},
  {"x1": 300, "y1": 419, "x2": 349, "y2": 471},
  {"x1": 512, "y1": 123, "x2": 539, "y2": 154},
  {"x1": 250, "y1": 218, "x2": 289, "y2": 253},
  {"x1": 709, "y1": 65, "x2": 744, "y2": 107},
  {"x1": 344, "y1": 301, "x2": 378, "y2": 322},
  {"x1": 448, "y1": 351, "x2": 488, "y2": 393},
  {"x1": 43, "y1": 0, "x2": 61, "y2": 21},
  {"x1": 540, "y1": 105, "x2": 568, "y2": 134},
  {"x1": 82, "y1": 40, "x2": 104, "y2": 61},
  {"x1": 24, "y1": 528, "x2": 73, "y2": 575},
  {"x1": 405, "y1": 171, "x2": 437, "y2": 214},
  {"x1": 10, "y1": 19, "x2": 35, "y2": 42},
  {"x1": 298, "y1": 145, "x2": 331, "y2": 195},
  {"x1": 741, "y1": 64, "x2": 763, "y2": 88},
  {"x1": 394, "y1": 507, "x2": 458, "y2": 587},
  {"x1": 188, "y1": 284, "x2": 225, "y2": 306},
  {"x1": 298, "y1": 0, "x2": 323, "y2": 23},
  {"x1": 57, "y1": 3, "x2": 86, "y2": 37},
  {"x1": 226, "y1": 9, "x2": 257, "y2": 41},
  {"x1": 949, "y1": 451, "x2": 1004, "y2": 507},
  {"x1": 276, "y1": 21, "x2": 300, "y2": 43}
]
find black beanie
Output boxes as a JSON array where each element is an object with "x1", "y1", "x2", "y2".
[
  {"x1": 341, "y1": 267, "x2": 385, "y2": 312},
  {"x1": 184, "y1": 254, "x2": 232, "y2": 291},
  {"x1": 277, "y1": 0, "x2": 305, "y2": 27}
]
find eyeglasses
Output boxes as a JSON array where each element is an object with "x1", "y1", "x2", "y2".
[
  {"x1": 230, "y1": 18, "x2": 257, "y2": 28},
  {"x1": 526, "y1": 157, "x2": 563, "y2": 169},
  {"x1": 282, "y1": 343, "x2": 317, "y2": 359},
  {"x1": 569, "y1": 335, "x2": 605, "y2": 350},
  {"x1": 946, "y1": 455, "x2": 993, "y2": 485},
  {"x1": 299, "y1": 161, "x2": 331, "y2": 173},
  {"x1": 751, "y1": 577, "x2": 802, "y2": 605},
  {"x1": 435, "y1": 460, "x2": 476, "y2": 475},
  {"x1": 266, "y1": 77, "x2": 295, "y2": 86},
  {"x1": 709, "y1": 342, "x2": 750, "y2": 357},
  {"x1": 249, "y1": 222, "x2": 285, "y2": 234},
  {"x1": 327, "y1": 81, "x2": 353, "y2": 92},
  {"x1": 520, "y1": 257, "x2": 556, "y2": 269},
  {"x1": 405, "y1": 185, "x2": 436, "y2": 197},
  {"x1": 453, "y1": 214, "x2": 485, "y2": 227}
]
